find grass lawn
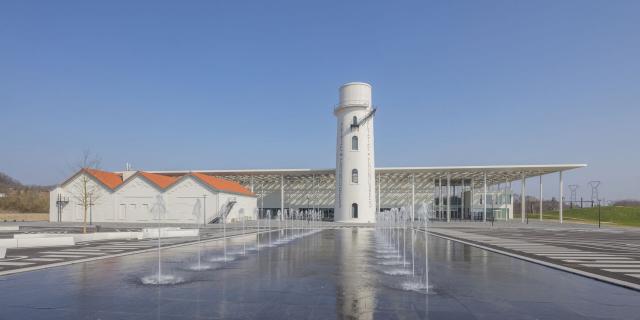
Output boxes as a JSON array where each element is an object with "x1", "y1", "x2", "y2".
[{"x1": 523, "y1": 206, "x2": 640, "y2": 227}]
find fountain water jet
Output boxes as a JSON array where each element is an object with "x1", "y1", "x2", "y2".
[
  {"x1": 268, "y1": 210, "x2": 273, "y2": 246},
  {"x1": 142, "y1": 195, "x2": 185, "y2": 285},
  {"x1": 186, "y1": 199, "x2": 212, "y2": 271},
  {"x1": 242, "y1": 213, "x2": 246, "y2": 255},
  {"x1": 402, "y1": 202, "x2": 433, "y2": 294},
  {"x1": 376, "y1": 206, "x2": 431, "y2": 294},
  {"x1": 223, "y1": 206, "x2": 227, "y2": 263},
  {"x1": 424, "y1": 202, "x2": 431, "y2": 293},
  {"x1": 402, "y1": 207, "x2": 407, "y2": 268}
]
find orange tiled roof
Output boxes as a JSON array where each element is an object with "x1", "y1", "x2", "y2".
[
  {"x1": 84, "y1": 168, "x2": 123, "y2": 189},
  {"x1": 139, "y1": 172, "x2": 179, "y2": 189},
  {"x1": 78, "y1": 169, "x2": 252, "y2": 195},
  {"x1": 191, "y1": 172, "x2": 255, "y2": 196}
]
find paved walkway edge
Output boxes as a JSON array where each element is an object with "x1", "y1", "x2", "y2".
[
  {"x1": 0, "y1": 229, "x2": 277, "y2": 277},
  {"x1": 424, "y1": 229, "x2": 640, "y2": 292}
]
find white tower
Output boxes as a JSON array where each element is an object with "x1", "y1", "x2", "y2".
[{"x1": 334, "y1": 82, "x2": 376, "y2": 223}]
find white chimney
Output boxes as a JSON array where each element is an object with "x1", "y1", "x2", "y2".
[{"x1": 123, "y1": 163, "x2": 136, "y2": 181}]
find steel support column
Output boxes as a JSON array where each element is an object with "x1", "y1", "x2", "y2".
[
  {"x1": 438, "y1": 177, "x2": 442, "y2": 219},
  {"x1": 378, "y1": 173, "x2": 381, "y2": 214},
  {"x1": 432, "y1": 178, "x2": 436, "y2": 218},
  {"x1": 461, "y1": 178, "x2": 465, "y2": 220},
  {"x1": 504, "y1": 178, "x2": 509, "y2": 220},
  {"x1": 280, "y1": 174, "x2": 284, "y2": 221},
  {"x1": 539, "y1": 175, "x2": 543, "y2": 221},
  {"x1": 471, "y1": 178, "x2": 474, "y2": 219},
  {"x1": 559, "y1": 171, "x2": 563, "y2": 224},
  {"x1": 446, "y1": 173, "x2": 451, "y2": 222},
  {"x1": 521, "y1": 174, "x2": 526, "y2": 223},
  {"x1": 260, "y1": 182, "x2": 264, "y2": 220},
  {"x1": 411, "y1": 174, "x2": 415, "y2": 221},
  {"x1": 483, "y1": 172, "x2": 487, "y2": 222}
]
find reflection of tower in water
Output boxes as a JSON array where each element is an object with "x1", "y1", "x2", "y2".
[{"x1": 336, "y1": 228, "x2": 377, "y2": 319}]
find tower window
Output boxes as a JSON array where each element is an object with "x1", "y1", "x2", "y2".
[
  {"x1": 352, "y1": 169, "x2": 358, "y2": 183},
  {"x1": 351, "y1": 136, "x2": 358, "y2": 150},
  {"x1": 352, "y1": 116, "x2": 358, "y2": 125},
  {"x1": 352, "y1": 203, "x2": 358, "y2": 218}
]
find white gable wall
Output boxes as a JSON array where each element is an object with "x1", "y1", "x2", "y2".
[
  {"x1": 114, "y1": 176, "x2": 160, "y2": 222},
  {"x1": 164, "y1": 177, "x2": 217, "y2": 224},
  {"x1": 49, "y1": 173, "x2": 114, "y2": 223}
]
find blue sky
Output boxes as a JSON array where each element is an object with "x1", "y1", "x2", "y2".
[{"x1": 1, "y1": 0, "x2": 639, "y2": 200}]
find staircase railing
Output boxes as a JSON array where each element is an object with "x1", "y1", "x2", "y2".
[{"x1": 208, "y1": 198, "x2": 237, "y2": 224}]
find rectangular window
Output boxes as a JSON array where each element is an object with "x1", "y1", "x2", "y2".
[{"x1": 119, "y1": 204, "x2": 127, "y2": 219}]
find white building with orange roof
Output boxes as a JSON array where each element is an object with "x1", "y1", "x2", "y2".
[{"x1": 49, "y1": 168, "x2": 257, "y2": 224}]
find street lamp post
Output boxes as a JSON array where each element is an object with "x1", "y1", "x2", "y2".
[{"x1": 598, "y1": 200, "x2": 601, "y2": 228}]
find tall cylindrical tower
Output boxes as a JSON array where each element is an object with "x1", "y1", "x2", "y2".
[{"x1": 334, "y1": 82, "x2": 376, "y2": 223}]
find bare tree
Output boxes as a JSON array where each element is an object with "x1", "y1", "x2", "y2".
[{"x1": 68, "y1": 150, "x2": 102, "y2": 233}]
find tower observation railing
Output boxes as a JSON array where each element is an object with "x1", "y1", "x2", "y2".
[{"x1": 333, "y1": 100, "x2": 371, "y2": 113}]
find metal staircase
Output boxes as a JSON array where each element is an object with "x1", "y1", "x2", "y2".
[
  {"x1": 343, "y1": 107, "x2": 377, "y2": 136},
  {"x1": 356, "y1": 107, "x2": 376, "y2": 128},
  {"x1": 208, "y1": 198, "x2": 237, "y2": 224}
]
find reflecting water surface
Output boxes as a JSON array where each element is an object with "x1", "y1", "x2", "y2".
[{"x1": 0, "y1": 228, "x2": 638, "y2": 319}]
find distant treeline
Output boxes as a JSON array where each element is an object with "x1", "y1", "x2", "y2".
[
  {"x1": 0, "y1": 172, "x2": 50, "y2": 213},
  {"x1": 0, "y1": 188, "x2": 49, "y2": 213}
]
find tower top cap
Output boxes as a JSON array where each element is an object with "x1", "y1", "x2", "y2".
[
  {"x1": 340, "y1": 82, "x2": 371, "y2": 88},
  {"x1": 339, "y1": 82, "x2": 372, "y2": 108}
]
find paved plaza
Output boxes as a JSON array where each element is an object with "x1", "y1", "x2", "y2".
[
  {"x1": 0, "y1": 221, "x2": 339, "y2": 275},
  {"x1": 0, "y1": 228, "x2": 259, "y2": 275},
  {"x1": 426, "y1": 221, "x2": 640, "y2": 290},
  {"x1": 0, "y1": 221, "x2": 639, "y2": 319},
  {"x1": 0, "y1": 227, "x2": 638, "y2": 319}
]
